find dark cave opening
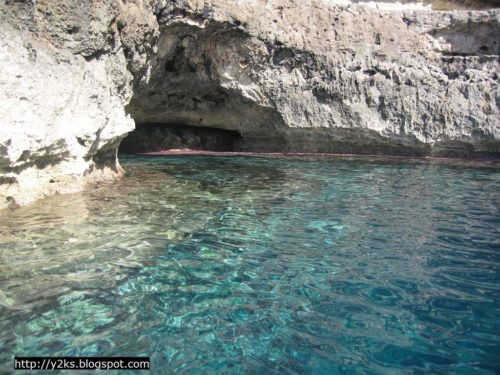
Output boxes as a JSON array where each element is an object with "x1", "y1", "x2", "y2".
[{"x1": 119, "y1": 123, "x2": 244, "y2": 154}]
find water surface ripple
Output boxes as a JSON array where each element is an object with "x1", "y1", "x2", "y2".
[{"x1": 0, "y1": 156, "x2": 499, "y2": 374}]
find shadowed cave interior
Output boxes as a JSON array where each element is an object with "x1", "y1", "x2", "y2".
[{"x1": 119, "y1": 123, "x2": 244, "y2": 153}]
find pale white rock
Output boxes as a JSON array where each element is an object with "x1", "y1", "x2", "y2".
[
  {"x1": 129, "y1": 0, "x2": 499, "y2": 156},
  {"x1": 0, "y1": 0, "x2": 158, "y2": 209},
  {"x1": 1, "y1": 0, "x2": 499, "y2": 209}
]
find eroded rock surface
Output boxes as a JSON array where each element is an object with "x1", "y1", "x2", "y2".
[
  {"x1": 0, "y1": 0, "x2": 158, "y2": 209},
  {"x1": 129, "y1": 0, "x2": 499, "y2": 156},
  {"x1": 1, "y1": 0, "x2": 499, "y2": 208}
]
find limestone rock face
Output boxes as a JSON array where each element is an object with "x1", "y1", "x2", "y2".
[
  {"x1": 1, "y1": 0, "x2": 499, "y2": 209},
  {"x1": 129, "y1": 0, "x2": 499, "y2": 156},
  {"x1": 0, "y1": 0, "x2": 158, "y2": 209}
]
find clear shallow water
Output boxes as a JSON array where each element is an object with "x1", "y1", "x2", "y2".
[{"x1": 0, "y1": 155, "x2": 499, "y2": 374}]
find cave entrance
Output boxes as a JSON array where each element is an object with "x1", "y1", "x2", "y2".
[
  {"x1": 118, "y1": 22, "x2": 284, "y2": 155},
  {"x1": 119, "y1": 123, "x2": 244, "y2": 154}
]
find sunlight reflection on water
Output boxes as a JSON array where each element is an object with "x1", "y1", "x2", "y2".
[{"x1": 0, "y1": 155, "x2": 499, "y2": 374}]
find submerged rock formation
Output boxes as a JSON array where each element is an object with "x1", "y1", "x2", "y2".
[{"x1": 1, "y1": 0, "x2": 499, "y2": 208}]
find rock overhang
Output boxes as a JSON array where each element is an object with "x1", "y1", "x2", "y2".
[{"x1": 123, "y1": 1, "x2": 499, "y2": 156}]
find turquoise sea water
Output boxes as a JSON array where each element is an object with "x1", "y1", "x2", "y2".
[{"x1": 0, "y1": 155, "x2": 499, "y2": 374}]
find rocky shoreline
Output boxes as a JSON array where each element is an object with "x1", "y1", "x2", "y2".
[{"x1": 1, "y1": 0, "x2": 499, "y2": 209}]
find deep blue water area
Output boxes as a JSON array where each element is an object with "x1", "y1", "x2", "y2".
[{"x1": 0, "y1": 155, "x2": 499, "y2": 373}]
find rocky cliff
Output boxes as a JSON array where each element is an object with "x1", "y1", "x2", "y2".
[
  {"x1": 1, "y1": 0, "x2": 499, "y2": 208},
  {"x1": 0, "y1": 0, "x2": 159, "y2": 208}
]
